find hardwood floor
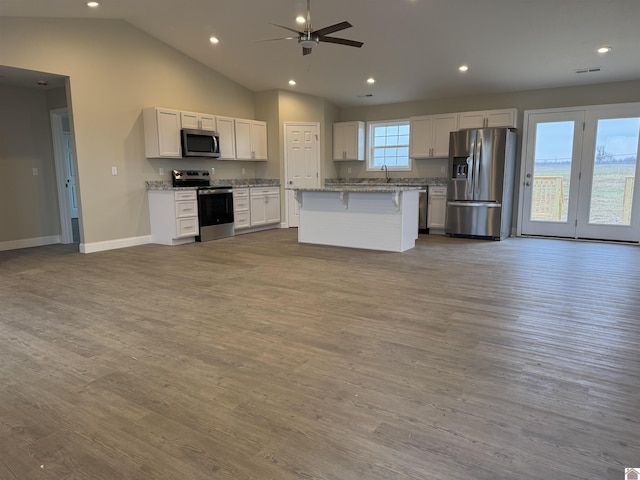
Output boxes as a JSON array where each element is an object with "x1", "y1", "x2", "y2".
[{"x1": 0, "y1": 230, "x2": 638, "y2": 479}]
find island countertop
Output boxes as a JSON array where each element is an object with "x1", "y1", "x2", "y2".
[
  {"x1": 287, "y1": 185, "x2": 421, "y2": 193},
  {"x1": 291, "y1": 186, "x2": 419, "y2": 252}
]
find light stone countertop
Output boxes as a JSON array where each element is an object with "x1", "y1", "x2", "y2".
[
  {"x1": 145, "y1": 179, "x2": 280, "y2": 190},
  {"x1": 287, "y1": 185, "x2": 421, "y2": 193}
]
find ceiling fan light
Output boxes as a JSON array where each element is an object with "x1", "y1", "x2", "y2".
[{"x1": 299, "y1": 38, "x2": 318, "y2": 48}]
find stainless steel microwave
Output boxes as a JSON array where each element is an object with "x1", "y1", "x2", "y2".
[{"x1": 180, "y1": 128, "x2": 221, "y2": 158}]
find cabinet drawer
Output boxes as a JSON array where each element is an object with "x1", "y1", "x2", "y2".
[
  {"x1": 233, "y1": 188, "x2": 249, "y2": 198},
  {"x1": 233, "y1": 197, "x2": 249, "y2": 213},
  {"x1": 429, "y1": 186, "x2": 447, "y2": 196},
  {"x1": 174, "y1": 190, "x2": 197, "y2": 201},
  {"x1": 176, "y1": 217, "x2": 198, "y2": 238},
  {"x1": 250, "y1": 186, "x2": 279, "y2": 196},
  {"x1": 234, "y1": 211, "x2": 250, "y2": 228},
  {"x1": 175, "y1": 200, "x2": 198, "y2": 218}
]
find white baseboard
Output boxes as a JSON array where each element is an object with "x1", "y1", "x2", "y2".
[
  {"x1": 0, "y1": 235, "x2": 61, "y2": 252},
  {"x1": 80, "y1": 235, "x2": 152, "y2": 254}
]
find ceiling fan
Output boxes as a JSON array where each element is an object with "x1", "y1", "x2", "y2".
[{"x1": 269, "y1": 0, "x2": 364, "y2": 56}]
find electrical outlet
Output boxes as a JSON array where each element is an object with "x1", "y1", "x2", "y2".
[
  {"x1": 242, "y1": 168, "x2": 245, "y2": 175},
  {"x1": 211, "y1": 167, "x2": 215, "y2": 175},
  {"x1": 111, "y1": 166, "x2": 118, "y2": 175},
  {"x1": 347, "y1": 167, "x2": 352, "y2": 174},
  {"x1": 441, "y1": 166, "x2": 446, "y2": 173},
  {"x1": 32, "y1": 168, "x2": 38, "y2": 176},
  {"x1": 159, "y1": 167, "x2": 164, "y2": 175}
]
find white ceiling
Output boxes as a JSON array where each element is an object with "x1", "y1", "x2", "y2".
[{"x1": 1, "y1": 0, "x2": 639, "y2": 107}]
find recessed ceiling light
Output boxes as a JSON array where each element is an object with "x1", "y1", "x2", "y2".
[
  {"x1": 296, "y1": 16, "x2": 306, "y2": 24},
  {"x1": 366, "y1": 77, "x2": 375, "y2": 84},
  {"x1": 597, "y1": 46, "x2": 612, "y2": 54},
  {"x1": 87, "y1": 1, "x2": 99, "y2": 7},
  {"x1": 459, "y1": 65, "x2": 469, "y2": 72},
  {"x1": 209, "y1": 36, "x2": 219, "y2": 44},
  {"x1": 288, "y1": 79, "x2": 297, "y2": 86}
]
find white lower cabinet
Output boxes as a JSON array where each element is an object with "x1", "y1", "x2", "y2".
[
  {"x1": 233, "y1": 188, "x2": 250, "y2": 229},
  {"x1": 249, "y1": 187, "x2": 280, "y2": 227},
  {"x1": 148, "y1": 189, "x2": 199, "y2": 245},
  {"x1": 427, "y1": 186, "x2": 447, "y2": 232}
]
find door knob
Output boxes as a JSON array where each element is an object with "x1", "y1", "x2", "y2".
[
  {"x1": 525, "y1": 181, "x2": 531, "y2": 186},
  {"x1": 288, "y1": 180, "x2": 293, "y2": 185}
]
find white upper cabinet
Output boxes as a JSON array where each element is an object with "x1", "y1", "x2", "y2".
[
  {"x1": 410, "y1": 114, "x2": 458, "y2": 158},
  {"x1": 215, "y1": 116, "x2": 236, "y2": 159},
  {"x1": 181, "y1": 111, "x2": 216, "y2": 131},
  {"x1": 235, "y1": 119, "x2": 268, "y2": 161},
  {"x1": 333, "y1": 121, "x2": 365, "y2": 161},
  {"x1": 458, "y1": 109, "x2": 517, "y2": 129},
  {"x1": 143, "y1": 107, "x2": 181, "y2": 158}
]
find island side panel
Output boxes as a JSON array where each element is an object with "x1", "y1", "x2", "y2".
[{"x1": 298, "y1": 190, "x2": 417, "y2": 252}]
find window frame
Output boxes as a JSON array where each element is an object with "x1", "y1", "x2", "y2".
[{"x1": 366, "y1": 119, "x2": 412, "y2": 172}]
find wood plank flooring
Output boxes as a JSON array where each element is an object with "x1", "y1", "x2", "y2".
[{"x1": 0, "y1": 230, "x2": 638, "y2": 479}]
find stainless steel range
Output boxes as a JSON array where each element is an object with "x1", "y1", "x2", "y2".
[{"x1": 172, "y1": 170, "x2": 234, "y2": 241}]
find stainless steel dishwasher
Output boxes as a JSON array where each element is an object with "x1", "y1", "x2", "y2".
[{"x1": 418, "y1": 186, "x2": 428, "y2": 233}]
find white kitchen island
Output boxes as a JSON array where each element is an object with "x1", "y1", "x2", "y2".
[{"x1": 290, "y1": 186, "x2": 420, "y2": 252}]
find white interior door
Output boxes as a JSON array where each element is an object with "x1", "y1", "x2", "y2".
[
  {"x1": 64, "y1": 132, "x2": 78, "y2": 218},
  {"x1": 285, "y1": 123, "x2": 320, "y2": 227},
  {"x1": 519, "y1": 105, "x2": 640, "y2": 242}
]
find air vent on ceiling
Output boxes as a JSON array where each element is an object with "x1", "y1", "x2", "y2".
[
  {"x1": 357, "y1": 93, "x2": 374, "y2": 98},
  {"x1": 575, "y1": 66, "x2": 602, "y2": 74}
]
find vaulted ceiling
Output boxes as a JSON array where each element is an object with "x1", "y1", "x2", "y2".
[{"x1": 1, "y1": 0, "x2": 639, "y2": 107}]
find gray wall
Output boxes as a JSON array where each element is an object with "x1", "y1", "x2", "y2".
[
  {"x1": 0, "y1": 85, "x2": 60, "y2": 243},
  {"x1": 337, "y1": 79, "x2": 640, "y2": 179},
  {"x1": 0, "y1": 17, "x2": 257, "y2": 247}
]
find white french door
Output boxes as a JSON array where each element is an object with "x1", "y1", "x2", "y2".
[{"x1": 519, "y1": 104, "x2": 640, "y2": 242}]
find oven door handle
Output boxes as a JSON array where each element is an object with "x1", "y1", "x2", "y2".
[{"x1": 198, "y1": 189, "x2": 234, "y2": 195}]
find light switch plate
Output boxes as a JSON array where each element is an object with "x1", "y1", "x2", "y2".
[
  {"x1": 32, "y1": 168, "x2": 38, "y2": 176},
  {"x1": 111, "y1": 166, "x2": 118, "y2": 175}
]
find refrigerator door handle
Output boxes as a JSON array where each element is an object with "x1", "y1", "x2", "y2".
[
  {"x1": 447, "y1": 201, "x2": 502, "y2": 208},
  {"x1": 475, "y1": 135, "x2": 482, "y2": 199},
  {"x1": 466, "y1": 157, "x2": 473, "y2": 197}
]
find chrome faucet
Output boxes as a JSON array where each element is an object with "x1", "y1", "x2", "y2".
[{"x1": 381, "y1": 164, "x2": 390, "y2": 183}]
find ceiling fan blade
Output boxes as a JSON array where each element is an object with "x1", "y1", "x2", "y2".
[
  {"x1": 318, "y1": 36, "x2": 364, "y2": 48},
  {"x1": 312, "y1": 21, "x2": 352, "y2": 37},
  {"x1": 259, "y1": 36, "x2": 296, "y2": 42},
  {"x1": 302, "y1": 47, "x2": 313, "y2": 56},
  {"x1": 270, "y1": 23, "x2": 303, "y2": 35}
]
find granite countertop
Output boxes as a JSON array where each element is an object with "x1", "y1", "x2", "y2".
[
  {"x1": 288, "y1": 185, "x2": 421, "y2": 193},
  {"x1": 325, "y1": 177, "x2": 448, "y2": 187},
  {"x1": 146, "y1": 179, "x2": 280, "y2": 190}
]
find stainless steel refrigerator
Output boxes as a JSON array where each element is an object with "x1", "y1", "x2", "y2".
[{"x1": 445, "y1": 127, "x2": 517, "y2": 240}]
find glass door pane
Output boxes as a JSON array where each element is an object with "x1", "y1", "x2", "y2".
[
  {"x1": 588, "y1": 117, "x2": 639, "y2": 226},
  {"x1": 530, "y1": 121, "x2": 574, "y2": 223},
  {"x1": 520, "y1": 111, "x2": 584, "y2": 238}
]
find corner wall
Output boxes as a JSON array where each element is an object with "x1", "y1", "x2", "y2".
[
  {"x1": 0, "y1": 17, "x2": 257, "y2": 249},
  {"x1": 0, "y1": 85, "x2": 60, "y2": 246}
]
